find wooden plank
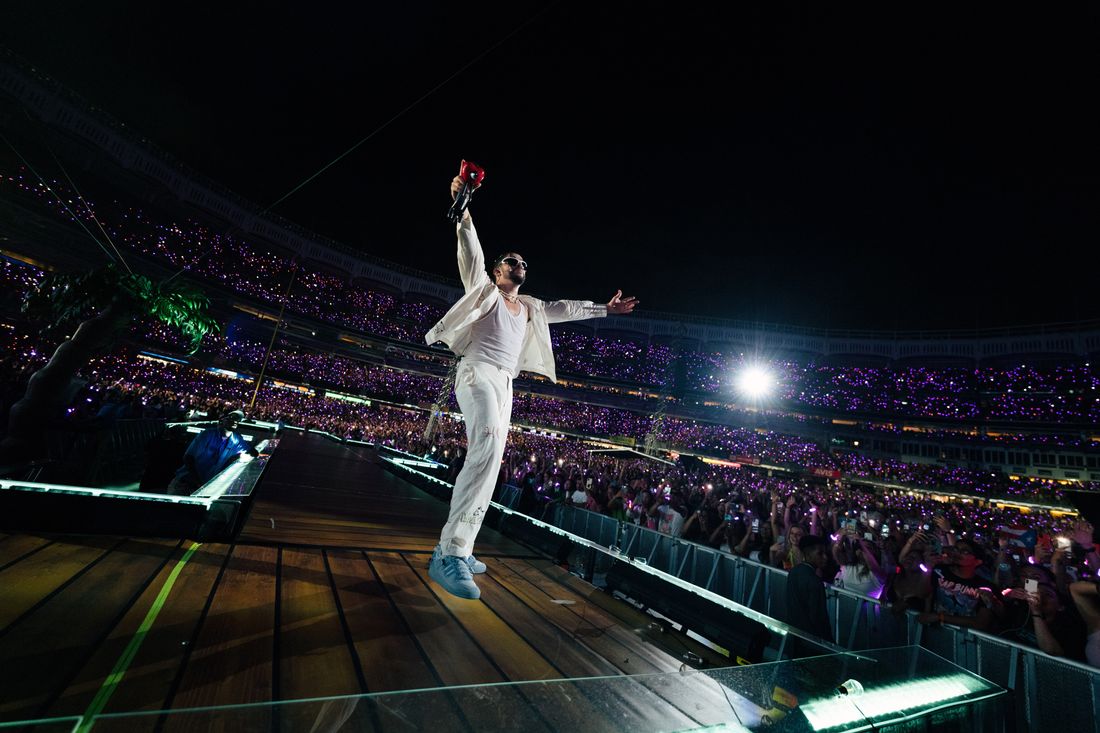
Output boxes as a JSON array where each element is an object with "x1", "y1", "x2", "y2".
[
  {"x1": 498, "y1": 559, "x2": 741, "y2": 727},
  {"x1": 278, "y1": 547, "x2": 361, "y2": 700},
  {"x1": 407, "y1": 554, "x2": 618, "y2": 733},
  {"x1": 487, "y1": 558, "x2": 700, "y2": 731},
  {"x1": 454, "y1": 565, "x2": 646, "y2": 733},
  {"x1": 273, "y1": 697, "x2": 379, "y2": 733},
  {"x1": 532, "y1": 559, "x2": 731, "y2": 668},
  {"x1": 169, "y1": 544, "x2": 277, "y2": 712},
  {"x1": 242, "y1": 516, "x2": 443, "y2": 551},
  {"x1": 370, "y1": 552, "x2": 555, "y2": 733},
  {"x1": 496, "y1": 558, "x2": 678, "y2": 674},
  {"x1": 0, "y1": 534, "x2": 52, "y2": 569},
  {"x1": 324, "y1": 549, "x2": 465, "y2": 733},
  {"x1": 237, "y1": 434, "x2": 527, "y2": 555},
  {"x1": 326, "y1": 550, "x2": 439, "y2": 693},
  {"x1": 533, "y1": 561, "x2": 762, "y2": 726},
  {"x1": 367, "y1": 552, "x2": 501, "y2": 687},
  {"x1": 474, "y1": 570, "x2": 620, "y2": 679},
  {"x1": 0, "y1": 537, "x2": 178, "y2": 720},
  {"x1": 406, "y1": 554, "x2": 559, "y2": 681},
  {"x1": 47, "y1": 543, "x2": 232, "y2": 718},
  {"x1": 0, "y1": 536, "x2": 118, "y2": 633}
]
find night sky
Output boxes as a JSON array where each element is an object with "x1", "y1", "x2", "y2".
[{"x1": 2, "y1": 3, "x2": 1097, "y2": 332}]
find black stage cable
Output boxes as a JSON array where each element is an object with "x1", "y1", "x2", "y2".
[
  {"x1": 21, "y1": 104, "x2": 134, "y2": 273},
  {"x1": 40, "y1": 132, "x2": 133, "y2": 273},
  {"x1": 162, "y1": 0, "x2": 561, "y2": 289},
  {"x1": 264, "y1": 0, "x2": 561, "y2": 213},
  {"x1": 0, "y1": 129, "x2": 122, "y2": 268}
]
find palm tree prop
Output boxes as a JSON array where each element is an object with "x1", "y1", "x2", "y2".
[{"x1": 1, "y1": 264, "x2": 219, "y2": 464}]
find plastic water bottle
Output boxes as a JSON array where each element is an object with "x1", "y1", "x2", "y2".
[{"x1": 836, "y1": 679, "x2": 865, "y2": 696}]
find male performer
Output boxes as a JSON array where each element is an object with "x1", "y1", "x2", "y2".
[{"x1": 425, "y1": 174, "x2": 638, "y2": 599}]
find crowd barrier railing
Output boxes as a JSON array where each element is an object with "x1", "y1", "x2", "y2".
[
  {"x1": 533, "y1": 502, "x2": 1100, "y2": 732},
  {"x1": 375, "y1": 466, "x2": 1100, "y2": 731}
]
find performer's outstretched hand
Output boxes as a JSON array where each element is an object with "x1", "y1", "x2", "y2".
[{"x1": 607, "y1": 290, "x2": 639, "y2": 315}]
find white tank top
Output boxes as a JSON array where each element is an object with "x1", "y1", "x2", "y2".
[{"x1": 464, "y1": 293, "x2": 527, "y2": 372}]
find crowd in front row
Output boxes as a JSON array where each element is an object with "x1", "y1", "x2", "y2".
[{"x1": 486, "y1": 435, "x2": 1100, "y2": 667}]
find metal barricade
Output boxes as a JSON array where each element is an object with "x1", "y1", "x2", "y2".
[
  {"x1": 518, "y1": 502, "x2": 1100, "y2": 733},
  {"x1": 913, "y1": 624, "x2": 1100, "y2": 733},
  {"x1": 375, "y1": 461, "x2": 1100, "y2": 733}
]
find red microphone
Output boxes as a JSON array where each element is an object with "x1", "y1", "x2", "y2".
[{"x1": 447, "y1": 159, "x2": 485, "y2": 223}]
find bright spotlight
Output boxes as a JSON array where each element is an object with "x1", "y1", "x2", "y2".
[{"x1": 736, "y1": 365, "x2": 773, "y2": 398}]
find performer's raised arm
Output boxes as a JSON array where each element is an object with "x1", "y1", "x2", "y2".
[{"x1": 450, "y1": 176, "x2": 490, "y2": 294}]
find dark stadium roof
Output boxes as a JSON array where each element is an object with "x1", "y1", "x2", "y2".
[{"x1": 0, "y1": 4, "x2": 1096, "y2": 333}]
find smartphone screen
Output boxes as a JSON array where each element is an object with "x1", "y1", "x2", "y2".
[
  {"x1": 1025, "y1": 579, "x2": 1038, "y2": 596},
  {"x1": 752, "y1": 519, "x2": 760, "y2": 531}
]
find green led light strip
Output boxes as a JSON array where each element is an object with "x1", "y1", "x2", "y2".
[
  {"x1": 75, "y1": 541, "x2": 202, "y2": 733},
  {"x1": 0, "y1": 480, "x2": 213, "y2": 507}
]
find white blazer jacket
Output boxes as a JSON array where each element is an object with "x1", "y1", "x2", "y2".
[{"x1": 424, "y1": 215, "x2": 607, "y2": 382}]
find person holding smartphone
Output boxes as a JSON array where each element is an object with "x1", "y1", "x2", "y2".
[
  {"x1": 733, "y1": 516, "x2": 767, "y2": 561},
  {"x1": 885, "y1": 540, "x2": 934, "y2": 616},
  {"x1": 833, "y1": 535, "x2": 888, "y2": 599},
  {"x1": 1001, "y1": 567, "x2": 1089, "y2": 662},
  {"x1": 917, "y1": 540, "x2": 997, "y2": 631}
]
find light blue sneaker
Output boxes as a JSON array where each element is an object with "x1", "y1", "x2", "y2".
[
  {"x1": 429, "y1": 544, "x2": 486, "y2": 574},
  {"x1": 429, "y1": 552, "x2": 480, "y2": 600}
]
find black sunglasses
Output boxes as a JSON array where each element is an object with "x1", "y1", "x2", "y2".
[{"x1": 497, "y1": 256, "x2": 528, "y2": 270}]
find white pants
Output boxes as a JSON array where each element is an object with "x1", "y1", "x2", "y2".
[{"x1": 439, "y1": 359, "x2": 513, "y2": 556}]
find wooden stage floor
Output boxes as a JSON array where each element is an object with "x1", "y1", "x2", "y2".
[{"x1": 0, "y1": 433, "x2": 728, "y2": 728}]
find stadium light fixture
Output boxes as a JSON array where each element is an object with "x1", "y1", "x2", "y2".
[{"x1": 736, "y1": 365, "x2": 773, "y2": 399}]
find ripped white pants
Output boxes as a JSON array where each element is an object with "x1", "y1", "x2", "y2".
[{"x1": 439, "y1": 359, "x2": 513, "y2": 556}]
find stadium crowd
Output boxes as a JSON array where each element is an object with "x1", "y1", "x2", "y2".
[
  {"x1": 1, "y1": 319, "x2": 1094, "y2": 509},
  {"x1": 4, "y1": 166, "x2": 1100, "y2": 666},
  {"x1": 3, "y1": 169, "x2": 1100, "y2": 425},
  {"x1": 522, "y1": 447, "x2": 1100, "y2": 666}
]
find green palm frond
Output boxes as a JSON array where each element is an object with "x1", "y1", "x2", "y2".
[
  {"x1": 22, "y1": 264, "x2": 220, "y2": 353},
  {"x1": 22, "y1": 264, "x2": 130, "y2": 333},
  {"x1": 146, "y1": 278, "x2": 220, "y2": 353}
]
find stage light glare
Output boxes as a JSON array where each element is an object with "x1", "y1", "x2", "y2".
[{"x1": 737, "y1": 366, "x2": 773, "y2": 398}]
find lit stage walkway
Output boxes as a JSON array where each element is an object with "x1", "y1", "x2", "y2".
[{"x1": 0, "y1": 433, "x2": 726, "y2": 728}]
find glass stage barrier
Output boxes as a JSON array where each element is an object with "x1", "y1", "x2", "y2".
[
  {"x1": 0, "y1": 646, "x2": 1003, "y2": 733},
  {"x1": 0, "y1": 422, "x2": 278, "y2": 539}
]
